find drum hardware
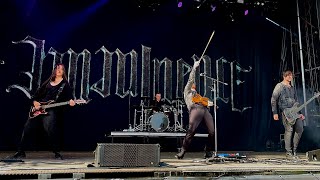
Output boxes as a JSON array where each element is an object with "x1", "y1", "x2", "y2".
[
  {"x1": 131, "y1": 98, "x2": 187, "y2": 132},
  {"x1": 133, "y1": 100, "x2": 150, "y2": 131},
  {"x1": 175, "y1": 102, "x2": 186, "y2": 132},
  {"x1": 162, "y1": 104, "x2": 172, "y2": 114},
  {"x1": 167, "y1": 100, "x2": 186, "y2": 132}
]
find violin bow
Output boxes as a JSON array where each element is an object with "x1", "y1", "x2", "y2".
[{"x1": 198, "y1": 30, "x2": 215, "y2": 62}]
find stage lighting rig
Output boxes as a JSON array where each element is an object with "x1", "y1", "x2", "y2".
[
  {"x1": 135, "y1": 0, "x2": 161, "y2": 11},
  {"x1": 194, "y1": 0, "x2": 279, "y2": 18}
]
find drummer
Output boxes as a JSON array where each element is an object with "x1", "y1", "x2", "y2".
[{"x1": 150, "y1": 93, "x2": 169, "y2": 113}]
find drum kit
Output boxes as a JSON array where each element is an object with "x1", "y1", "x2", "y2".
[{"x1": 132, "y1": 98, "x2": 186, "y2": 132}]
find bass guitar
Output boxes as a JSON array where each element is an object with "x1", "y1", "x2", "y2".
[{"x1": 283, "y1": 92, "x2": 320, "y2": 125}]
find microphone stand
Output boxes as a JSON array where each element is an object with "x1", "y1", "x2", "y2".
[{"x1": 201, "y1": 73, "x2": 228, "y2": 157}]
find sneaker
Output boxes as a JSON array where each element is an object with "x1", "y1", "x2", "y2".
[
  {"x1": 11, "y1": 151, "x2": 26, "y2": 159},
  {"x1": 54, "y1": 152, "x2": 64, "y2": 160},
  {"x1": 175, "y1": 148, "x2": 186, "y2": 159},
  {"x1": 293, "y1": 151, "x2": 299, "y2": 159},
  {"x1": 286, "y1": 151, "x2": 294, "y2": 159},
  {"x1": 204, "y1": 151, "x2": 213, "y2": 159}
]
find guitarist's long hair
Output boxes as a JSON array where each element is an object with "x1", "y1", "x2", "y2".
[
  {"x1": 32, "y1": 63, "x2": 69, "y2": 101},
  {"x1": 41, "y1": 63, "x2": 68, "y2": 87}
]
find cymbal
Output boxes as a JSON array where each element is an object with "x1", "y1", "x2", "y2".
[
  {"x1": 175, "y1": 97, "x2": 184, "y2": 100},
  {"x1": 144, "y1": 105, "x2": 158, "y2": 108},
  {"x1": 172, "y1": 100, "x2": 185, "y2": 104},
  {"x1": 141, "y1": 96, "x2": 150, "y2": 99},
  {"x1": 131, "y1": 105, "x2": 157, "y2": 109}
]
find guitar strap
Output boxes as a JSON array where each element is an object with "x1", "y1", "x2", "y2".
[{"x1": 55, "y1": 82, "x2": 66, "y2": 101}]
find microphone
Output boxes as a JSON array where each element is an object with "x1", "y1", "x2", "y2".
[{"x1": 201, "y1": 72, "x2": 228, "y2": 85}]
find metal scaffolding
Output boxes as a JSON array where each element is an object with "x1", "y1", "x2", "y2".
[{"x1": 283, "y1": 0, "x2": 320, "y2": 126}]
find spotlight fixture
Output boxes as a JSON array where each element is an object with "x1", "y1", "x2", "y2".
[
  {"x1": 237, "y1": 0, "x2": 244, "y2": 4},
  {"x1": 177, "y1": 0, "x2": 183, "y2": 8},
  {"x1": 196, "y1": 0, "x2": 208, "y2": 8},
  {"x1": 210, "y1": 5, "x2": 216, "y2": 12},
  {"x1": 254, "y1": 1, "x2": 266, "y2": 6},
  {"x1": 230, "y1": 13, "x2": 234, "y2": 22}
]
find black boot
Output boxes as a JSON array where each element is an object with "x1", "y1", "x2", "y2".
[
  {"x1": 54, "y1": 152, "x2": 64, "y2": 160},
  {"x1": 11, "y1": 151, "x2": 26, "y2": 159},
  {"x1": 175, "y1": 148, "x2": 186, "y2": 159},
  {"x1": 204, "y1": 144, "x2": 214, "y2": 159},
  {"x1": 204, "y1": 151, "x2": 213, "y2": 159}
]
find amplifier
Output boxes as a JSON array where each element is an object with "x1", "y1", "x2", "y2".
[{"x1": 94, "y1": 143, "x2": 160, "y2": 167}]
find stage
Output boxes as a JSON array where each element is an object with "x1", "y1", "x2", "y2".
[
  {"x1": 108, "y1": 131, "x2": 208, "y2": 143},
  {"x1": 1, "y1": 151, "x2": 320, "y2": 179}
]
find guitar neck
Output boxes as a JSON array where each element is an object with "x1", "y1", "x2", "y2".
[
  {"x1": 42, "y1": 101, "x2": 69, "y2": 109},
  {"x1": 296, "y1": 94, "x2": 320, "y2": 112}
]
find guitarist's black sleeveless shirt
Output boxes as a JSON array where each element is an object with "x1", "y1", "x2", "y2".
[
  {"x1": 32, "y1": 79, "x2": 73, "y2": 103},
  {"x1": 271, "y1": 82, "x2": 297, "y2": 115}
]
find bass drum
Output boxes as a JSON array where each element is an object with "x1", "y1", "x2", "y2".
[{"x1": 149, "y1": 112, "x2": 169, "y2": 132}]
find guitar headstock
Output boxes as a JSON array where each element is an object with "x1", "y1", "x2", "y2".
[{"x1": 74, "y1": 99, "x2": 91, "y2": 105}]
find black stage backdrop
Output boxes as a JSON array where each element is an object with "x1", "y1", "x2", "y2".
[{"x1": 0, "y1": 0, "x2": 305, "y2": 152}]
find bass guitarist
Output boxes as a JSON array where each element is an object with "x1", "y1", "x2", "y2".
[
  {"x1": 271, "y1": 70, "x2": 304, "y2": 159},
  {"x1": 175, "y1": 60, "x2": 216, "y2": 159},
  {"x1": 11, "y1": 63, "x2": 75, "y2": 160}
]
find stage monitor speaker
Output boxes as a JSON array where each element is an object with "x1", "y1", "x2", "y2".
[
  {"x1": 94, "y1": 143, "x2": 160, "y2": 167},
  {"x1": 307, "y1": 149, "x2": 320, "y2": 161}
]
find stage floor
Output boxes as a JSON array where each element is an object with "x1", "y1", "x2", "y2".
[{"x1": 1, "y1": 151, "x2": 320, "y2": 179}]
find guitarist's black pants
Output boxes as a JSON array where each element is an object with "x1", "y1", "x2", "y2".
[
  {"x1": 181, "y1": 104, "x2": 215, "y2": 152},
  {"x1": 281, "y1": 113, "x2": 304, "y2": 153},
  {"x1": 18, "y1": 109, "x2": 62, "y2": 153}
]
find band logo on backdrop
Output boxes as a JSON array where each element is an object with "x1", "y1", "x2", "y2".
[{"x1": 6, "y1": 36, "x2": 252, "y2": 112}]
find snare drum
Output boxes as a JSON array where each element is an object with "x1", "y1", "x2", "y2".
[{"x1": 149, "y1": 112, "x2": 169, "y2": 132}]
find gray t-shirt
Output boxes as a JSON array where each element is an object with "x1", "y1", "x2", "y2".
[{"x1": 271, "y1": 82, "x2": 297, "y2": 115}]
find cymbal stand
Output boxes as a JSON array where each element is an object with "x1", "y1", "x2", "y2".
[
  {"x1": 133, "y1": 100, "x2": 146, "y2": 131},
  {"x1": 170, "y1": 100, "x2": 186, "y2": 132},
  {"x1": 134, "y1": 109, "x2": 138, "y2": 128},
  {"x1": 133, "y1": 108, "x2": 142, "y2": 130}
]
